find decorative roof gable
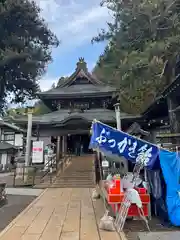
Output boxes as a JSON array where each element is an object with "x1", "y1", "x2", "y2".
[
  {"x1": 38, "y1": 58, "x2": 116, "y2": 98},
  {"x1": 57, "y1": 57, "x2": 103, "y2": 88},
  {"x1": 76, "y1": 57, "x2": 88, "y2": 72}
]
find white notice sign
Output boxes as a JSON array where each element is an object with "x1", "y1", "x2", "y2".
[
  {"x1": 102, "y1": 160, "x2": 109, "y2": 167},
  {"x1": 32, "y1": 141, "x2": 44, "y2": 164}
]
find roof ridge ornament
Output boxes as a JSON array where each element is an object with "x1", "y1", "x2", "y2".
[
  {"x1": 76, "y1": 57, "x2": 88, "y2": 72},
  {"x1": 79, "y1": 57, "x2": 84, "y2": 63}
]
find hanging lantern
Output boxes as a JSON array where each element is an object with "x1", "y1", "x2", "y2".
[
  {"x1": 90, "y1": 122, "x2": 93, "y2": 135},
  {"x1": 90, "y1": 119, "x2": 97, "y2": 135}
]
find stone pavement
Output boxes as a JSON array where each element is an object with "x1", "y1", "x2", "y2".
[
  {"x1": 0, "y1": 188, "x2": 122, "y2": 240},
  {"x1": 6, "y1": 188, "x2": 43, "y2": 196},
  {"x1": 138, "y1": 231, "x2": 180, "y2": 240}
]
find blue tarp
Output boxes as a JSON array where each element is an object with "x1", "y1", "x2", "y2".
[
  {"x1": 159, "y1": 150, "x2": 180, "y2": 226},
  {"x1": 90, "y1": 121, "x2": 159, "y2": 168}
]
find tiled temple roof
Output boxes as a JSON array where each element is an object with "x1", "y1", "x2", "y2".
[
  {"x1": 12, "y1": 109, "x2": 140, "y2": 125},
  {"x1": 38, "y1": 58, "x2": 116, "y2": 99}
]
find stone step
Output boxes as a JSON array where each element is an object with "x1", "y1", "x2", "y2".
[
  {"x1": 64, "y1": 171, "x2": 93, "y2": 174},
  {"x1": 34, "y1": 155, "x2": 95, "y2": 189},
  {"x1": 34, "y1": 184, "x2": 95, "y2": 189},
  {"x1": 63, "y1": 175, "x2": 93, "y2": 177},
  {"x1": 53, "y1": 182, "x2": 94, "y2": 185},
  {"x1": 57, "y1": 176, "x2": 93, "y2": 179},
  {"x1": 52, "y1": 183, "x2": 95, "y2": 187},
  {"x1": 55, "y1": 179, "x2": 94, "y2": 182},
  {"x1": 50, "y1": 186, "x2": 95, "y2": 188},
  {"x1": 60, "y1": 173, "x2": 93, "y2": 175},
  {"x1": 56, "y1": 180, "x2": 93, "y2": 183},
  {"x1": 58, "y1": 172, "x2": 92, "y2": 175},
  {"x1": 55, "y1": 182, "x2": 94, "y2": 185},
  {"x1": 55, "y1": 179, "x2": 93, "y2": 182}
]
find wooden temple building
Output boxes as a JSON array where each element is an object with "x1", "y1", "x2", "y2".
[
  {"x1": 3, "y1": 58, "x2": 180, "y2": 156},
  {"x1": 142, "y1": 74, "x2": 180, "y2": 148},
  {"x1": 8, "y1": 58, "x2": 141, "y2": 156}
]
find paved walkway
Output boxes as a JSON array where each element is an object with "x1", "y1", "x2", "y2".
[{"x1": 0, "y1": 188, "x2": 121, "y2": 240}]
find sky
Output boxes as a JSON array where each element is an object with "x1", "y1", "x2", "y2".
[{"x1": 36, "y1": 0, "x2": 112, "y2": 91}]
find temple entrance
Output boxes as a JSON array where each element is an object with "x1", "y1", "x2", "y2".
[{"x1": 67, "y1": 134, "x2": 91, "y2": 155}]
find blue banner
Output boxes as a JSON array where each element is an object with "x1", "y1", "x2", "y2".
[{"x1": 89, "y1": 121, "x2": 159, "y2": 168}]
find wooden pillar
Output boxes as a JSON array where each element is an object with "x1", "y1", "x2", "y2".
[
  {"x1": 146, "y1": 130, "x2": 157, "y2": 144},
  {"x1": 36, "y1": 124, "x2": 40, "y2": 141},
  {"x1": 62, "y1": 136, "x2": 65, "y2": 155},
  {"x1": 167, "y1": 97, "x2": 180, "y2": 133},
  {"x1": 65, "y1": 136, "x2": 67, "y2": 153},
  {"x1": 151, "y1": 131, "x2": 157, "y2": 144},
  {"x1": 56, "y1": 136, "x2": 61, "y2": 162},
  {"x1": 162, "y1": 59, "x2": 180, "y2": 143},
  {"x1": 59, "y1": 136, "x2": 62, "y2": 158},
  {"x1": 167, "y1": 97, "x2": 180, "y2": 144},
  {"x1": 62, "y1": 136, "x2": 67, "y2": 155},
  {"x1": 22, "y1": 134, "x2": 26, "y2": 154}
]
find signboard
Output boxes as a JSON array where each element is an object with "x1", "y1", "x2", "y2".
[
  {"x1": 32, "y1": 141, "x2": 44, "y2": 164},
  {"x1": 90, "y1": 121, "x2": 159, "y2": 168}
]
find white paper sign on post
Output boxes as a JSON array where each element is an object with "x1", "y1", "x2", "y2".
[
  {"x1": 102, "y1": 160, "x2": 109, "y2": 167},
  {"x1": 32, "y1": 141, "x2": 44, "y2": 164}
]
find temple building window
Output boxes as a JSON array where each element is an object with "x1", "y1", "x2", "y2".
[
  {"x1": 74, "y1": 102, "x2": 89, "y2": 110},
  {"x1": 3, "y1": 131, "x2": 15, "y2": 141}
]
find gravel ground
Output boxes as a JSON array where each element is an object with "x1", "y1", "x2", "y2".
[
  {"x1": 0, "y1": 173, "x2": 15, "y2": 187},
  {"x1": 0, "y1": 194, "x2": 36, "y2": 231},
  {"x1": 124, "y1": 217, "x2": 180, "y2": 240}
]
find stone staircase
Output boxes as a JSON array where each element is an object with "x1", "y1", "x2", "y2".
[{"x1": 52, "y1": 155, "x2": 95, "y2": 188}]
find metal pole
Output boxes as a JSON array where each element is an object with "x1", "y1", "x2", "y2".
[
  {"x1": 25, "y1": 111, "x2": 33, "y2": 167},
  {"x1": 114, "y1": 103, "x2": 121, "y2": 130},
  {"x1": 114, "y1": 102, "x2": 128, "y2": 173}
]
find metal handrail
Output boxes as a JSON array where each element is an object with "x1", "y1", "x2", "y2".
[
  {"x1": 47, "y1": 152, "x2": 72, "y2": 184},
  {"x1": 39, "y1": 152, "x2": 72, "y2": 184},
  {"x1": 40, "y1": 154, "x2": 56, "y2": 180}
]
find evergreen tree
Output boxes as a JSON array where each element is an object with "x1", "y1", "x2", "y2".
[
  {"x1": 93, "y1": 0, "x2": 180, "y2": 113},
  {"x1": 0, "y1": 0, "x2": 59, "y2": 109}
]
